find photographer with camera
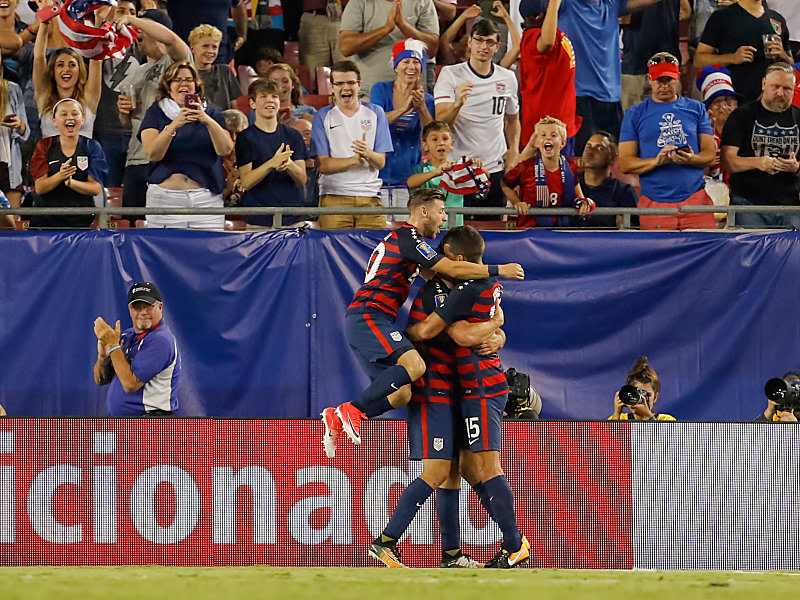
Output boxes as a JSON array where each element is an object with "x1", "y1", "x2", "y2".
[
  {"x1": 757, "y1": 370, "x2": 800, "y2": 422},
  {"x1": 609, "y1": 356, "x2": 676, "y2": 421}
]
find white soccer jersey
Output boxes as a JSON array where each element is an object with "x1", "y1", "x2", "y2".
[
  {"x1": 433, "y1": 62, "x2": 519, "y2": 173},
  {"x1": 311, "y1": 102, "x2": 393, "y2": 197}
]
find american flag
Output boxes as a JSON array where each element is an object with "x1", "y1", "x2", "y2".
[
  {"x1": 39, "y1": 0, "x2": 138, "y2": 60},
  {"x1": 440, "y1": 157, "x2": 490, "y2": 198}
]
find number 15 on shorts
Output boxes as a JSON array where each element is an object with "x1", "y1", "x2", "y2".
[{"x1": 465, "y1": 416, "x2": 481, "y2": 445}]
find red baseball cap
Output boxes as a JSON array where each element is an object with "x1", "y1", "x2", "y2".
[{"x1": 649, "y1": 62, "x2": 680, "y2": 80}]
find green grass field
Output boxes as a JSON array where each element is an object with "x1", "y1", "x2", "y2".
[{"x1": 3, "y1": 567, "x2": 798, "y2": 600}]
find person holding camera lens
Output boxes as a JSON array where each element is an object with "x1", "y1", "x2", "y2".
[
  {"x1": 757, "y1": 370, "x2": 800, "y2": 422},
  {"x1": 609, "y1": 356, "x2": 675, "y2": 421}
]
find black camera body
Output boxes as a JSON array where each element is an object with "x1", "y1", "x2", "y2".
[
  {"x1": 764, "y1": 378, "x2": 800, "y2": 410},
  {"x1": 504, "y1": 368, "x2": 541, "y2": 420},
  {"x1": 619, "y1": 384, "x2": 648, "y2": 406}
]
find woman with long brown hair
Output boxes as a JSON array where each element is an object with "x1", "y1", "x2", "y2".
[
  {"x1": 33, "y1": 18, "x2": 101, "y2": 138},
  {"x1": 139, "y1": 61, "x2": 233, "y2": 229}
]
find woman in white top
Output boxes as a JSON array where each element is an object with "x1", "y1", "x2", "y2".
[{"x1": 33, "y1": 19, "x2": 101, "y2": 138}]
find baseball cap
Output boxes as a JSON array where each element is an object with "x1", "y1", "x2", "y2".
[
  {"x1": 128, "y1": 281, "x2": 162, "y2": 305},
  {"x1": 139, "y1": 9, "x2": 172, "y2": 30}
]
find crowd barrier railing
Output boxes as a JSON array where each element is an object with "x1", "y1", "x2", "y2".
[{"x1": 4, "y1": 205, "x2": 800, "y2": 230}]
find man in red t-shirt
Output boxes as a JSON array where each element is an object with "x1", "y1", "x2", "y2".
[{"x1": 518, "y1": 0, "x2": 582, "y2": 156}]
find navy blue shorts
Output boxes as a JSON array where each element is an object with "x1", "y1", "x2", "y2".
[
  {"x1": 459, "y1": 393, "x2": 506, "y2": 453},
  {"x1": 407, "y1": 398, "x2": 460, "y2": 461},
  {"x1": 345, "y1": 312, "x2": 416, "y2": 379}
]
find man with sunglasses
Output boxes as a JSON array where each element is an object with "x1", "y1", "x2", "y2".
[
  {"x1": 311, "y1": 60, "x2": 394, "y2": 229},
  {"x1": 619, "y1": 52, "x2": 717, "y2": 230},
  {"x1": 93, "y1": 282, "x2": 181, "y2": 416}
]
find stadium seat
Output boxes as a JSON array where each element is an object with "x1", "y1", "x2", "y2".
[
  {"x1": 105, "y1": 187, "x2": 123, "y2": 220},
  {"x1": 236, "y1": 94, "x2": 251, "y2": 115},
  {"x1": 296, "y1": 64, "x2": 313, "y2": 94},
  {"x1": 225, "y1": 219, "x2": 246, "y2": 231},
  {"x1": 303, "y1": 94, "x2": 332, "y2": 110},
  {"x1": 135, "y1": 220, "x2": 147, "y2": 228},
  {"x1": 466, "y1": 220, "x2": 518, "y2": 230},
  {"x1": 14, "y1": 219, "x2": 28, "y2": 230},
  {"x1": 316, "y1": 67, "x2": 332, "y2": 95},
  {"x1": 284, "y1": 41, "x2": 300, "y2": 67}
]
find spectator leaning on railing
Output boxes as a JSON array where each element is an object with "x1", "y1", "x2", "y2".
[
  {"x1": 618, "y1": 52, "x2": 716, "y2": 230},
  {"x1": 29, "y1": 98, "x2": 106, "y2": 229},
  {"x1": 721, "y1": 62, "x2": 800, "y2": 229},
  {"x1": 236, "y1": 78, "x2": 308, "y2": 228},
  {"x1": 139, "y1": 61, "x2": 234, "y2": 229},
  {"x1": 310, "y1": 60, "x2": 392, "y2": 230}
]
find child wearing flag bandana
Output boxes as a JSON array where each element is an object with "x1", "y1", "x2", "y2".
[{"x1": 505, "y1": 116, "x2": 593, "y2": 228}]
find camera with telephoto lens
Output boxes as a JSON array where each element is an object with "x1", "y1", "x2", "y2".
[
  {"x1": 764, "y1": 378, "x2": 800, "y2": 410},
  {"x1": 504, "y1": 368, "x2": 541, "y2": 420},
  {"x1": 619, "y1": 384, "x2": 648, "y2": 406}
]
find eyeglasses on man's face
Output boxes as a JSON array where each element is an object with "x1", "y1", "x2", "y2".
[
  {"x1": 332, "y1": 80, "x2": 360, "y2": 87},
  {"x1": 471, "y1": 36, "x2": 500, "y2": 48}
]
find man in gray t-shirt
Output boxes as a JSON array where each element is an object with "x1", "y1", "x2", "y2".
[
  {"x1": 114, "y1": 10, "x2": 191, "y2": 218},
  {"x1": 339, "y1": 0, "x2": 439, "y2": 98}
]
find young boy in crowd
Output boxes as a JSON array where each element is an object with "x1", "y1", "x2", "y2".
[
  {"x1": 518, "y1": 0, "x2": 581, "y2": 157},
  {"x1": 407, "y1": 121, "x2": 478, "y2": 227},
  {"x1": 504, "y1": 116, "x2": 592, "y2": 228},
  {"x1": 235, "y1": 78, "x2": 308, "y2": 228}
]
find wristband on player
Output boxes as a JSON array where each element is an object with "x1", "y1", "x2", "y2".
[
  {"x1": 107, "y1": 345, "x2": 122, "y2": 354},
  {"x1": 488, "y1": 265, "x2": 499, "y2": 277}
]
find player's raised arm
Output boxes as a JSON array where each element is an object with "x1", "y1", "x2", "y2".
[{"x1": 432, "y1": 258, "x2": 524, "y2": 280}]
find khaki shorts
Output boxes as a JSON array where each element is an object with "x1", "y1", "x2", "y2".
[{"x1": 319, "y1": 194, "x2": 385, "y2": 230}]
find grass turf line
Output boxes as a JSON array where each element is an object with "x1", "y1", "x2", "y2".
[{"x1": 3, "y1": 567, "x2": 800, "y2": 600}]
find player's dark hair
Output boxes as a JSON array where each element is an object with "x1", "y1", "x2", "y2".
[
  {"x1": 422, "y1": 120, "x2": 451, "y2": 139},
  {"x1": 407, "y1": 188, "x2": 445, "y2": 212},
  {"x1": 470, "y1": 18, "x2": 500, "y2": 40},
  {"x1": 626, "y1": 356, "x2": 661, "y2": 395},
  {"x1": 441, "y1": 226, "x2": 485, "y2": 263},
  {"x1": 330, "y1": 60, "x2": 361, "y2": 83},
  {"x1": 247, "y1": 77, "x2": 281, "y2": 101}
]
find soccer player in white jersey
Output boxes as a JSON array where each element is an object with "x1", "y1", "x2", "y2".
[
  {"x1": 311, "y1": 60, "x2": 394, "y2": 229},
  {"x1": 434, "y1": 19, "x2": 520, "y2": 218}
]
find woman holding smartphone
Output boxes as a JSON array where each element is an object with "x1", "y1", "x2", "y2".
[
  {"x1": 0, "y1": 62, "x2": 29, "y2": 208},
  {"x1": 139, "y1": 62, "x2": 234, "y2": 229}
]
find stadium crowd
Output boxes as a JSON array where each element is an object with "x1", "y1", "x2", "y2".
[{"x1": 0, "y1": 0, "x2": 793, "y2": 230}]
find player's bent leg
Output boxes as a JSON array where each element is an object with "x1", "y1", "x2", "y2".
[
  {"x1": 396, "y1": 348, "x2": 427, "y2": 382},
  {"x1": 459, "y1": 449, "x2": 495, "y2": 522}
]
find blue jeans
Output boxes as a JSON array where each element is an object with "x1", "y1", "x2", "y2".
[
  {"x1": 96, "y1": 133, "x2": 131, "y2": 187},
  {"x1": 729, "y1": 192, "x2": 800, "y2": 229}
]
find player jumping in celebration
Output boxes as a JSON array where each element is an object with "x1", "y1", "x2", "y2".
[
  {"x1": 367, "y1": 231, "x2": 508, "y2": 569},
  {"x1": 321, "y1": 188, "x2": 524, "y2": 458},
  {"x1": 406, "y1": 226, "x2": 529, "y2": 569}
]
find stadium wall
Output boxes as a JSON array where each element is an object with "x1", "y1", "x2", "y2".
[
  {"x1": 1, "y1": 419, "x2": 797, "y2": 570},
  {"x1": 2, "y1": 229, "x2": 800, "y2": 420}
]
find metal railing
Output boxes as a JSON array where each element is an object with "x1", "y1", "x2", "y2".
[{"x1": 2, "y1": 204, "x2": 799, "y2": 230}]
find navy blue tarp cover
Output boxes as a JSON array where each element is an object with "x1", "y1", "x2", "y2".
[{"x1": 1, "y1": 228, "x2": 797, "y2": 420}]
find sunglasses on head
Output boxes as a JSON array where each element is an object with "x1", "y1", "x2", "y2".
[{"x1": 647, "y1": 55, "x2": 679, "y2": 67}]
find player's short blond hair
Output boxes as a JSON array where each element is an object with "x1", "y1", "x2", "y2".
[
  {"x1": 188, "y1": 24, "x2": 223, "y2": 47},
  {"x1": 534, "y1": 116, "x2": 567, "y2": 144}
]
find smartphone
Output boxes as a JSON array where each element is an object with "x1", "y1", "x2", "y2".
[
  {"x1": 278, "y1": 107, "x2": 291, "y2": 118},
  {"x1": 2, "y1": 114, "x2": 16, "y2": 123},
  {"x1": 183, "y1": 93, "x2": 199, "y2": 108},
  {"x1": 675, "y1": 145, "x2": 692, "y2": 153}
]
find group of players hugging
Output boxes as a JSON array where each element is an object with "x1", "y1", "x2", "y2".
[{"x1": 320, "y1": 187, "x2": 529, "y2": 569}]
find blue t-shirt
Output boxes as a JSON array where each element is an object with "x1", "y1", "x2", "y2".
[
  {"x1": 619, "y1": 96, "x2": 713, "y2": 203},
  {"x1": 235, "y1": 123, "x2": 310, "y2": 226},
  {"x1": 369, "y1": 80, "x2": 435, "y2": 186},
  {"x1": 139, "y1": 103, "x2": 228, "y2": 194},
  {"x1": 558, "y1": 0, "x2": 627, "y2": 102},
  {"x1": 106, "y1": 321, "x2": 181, "y2": 416}
]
